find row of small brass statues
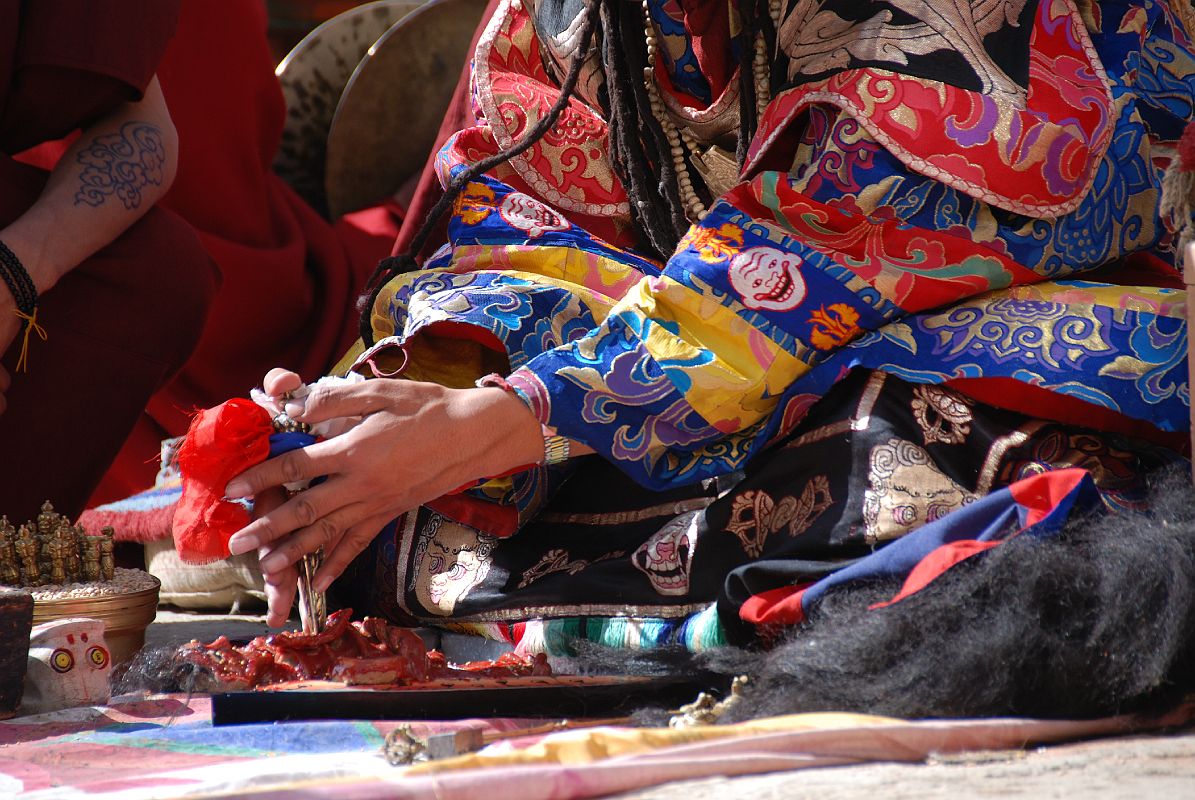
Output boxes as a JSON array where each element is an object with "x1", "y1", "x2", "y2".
[{"x1": 0, "y1": 502, "x2": 115, "y2": 587}]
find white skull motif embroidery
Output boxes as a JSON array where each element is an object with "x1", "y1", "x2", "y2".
[
  {"x1": 499, "y1": 192, "x2": 570, "y2": 238},
  {"x1": 23, "y1": 618, "x2": 112, "y2": 715},
  {"x1": 728, "y1": 246, "x2": 807, "y2": 312},
  {"x1": 632, "y1": 511, "x2": 699, "y2": 596}
]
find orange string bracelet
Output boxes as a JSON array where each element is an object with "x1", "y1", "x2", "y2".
[{"x1": 14, "y1": 306, "x2": 46, "y2": 373}]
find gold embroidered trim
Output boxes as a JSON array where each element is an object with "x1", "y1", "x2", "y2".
[{"x1": 536, "y1": 497, "x2": 714, "y2": 526}]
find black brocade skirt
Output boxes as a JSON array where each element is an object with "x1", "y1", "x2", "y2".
[{"x1": 332, "y1": 369, "x2": 1182, "y2": 647}]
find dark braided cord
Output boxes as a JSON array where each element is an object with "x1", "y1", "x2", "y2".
[
  {"x1": 0, "y1": 239, "x2": 37, "y2": 317},
  {"x1": 734, "y1": 0, "x2": 759, "y2": 169},
  {"x1": 621, "y1": 0, "x2": 693, "y2": 247},
  {"x1": 758, "y1": 0, "x2": 779, "y2": 103},
  {"x1": 358, "y1": 0, "x2": 604, "y2": 346},
  {"x1": 602, "y1": 0, "x2": 688, "y2": 259}
]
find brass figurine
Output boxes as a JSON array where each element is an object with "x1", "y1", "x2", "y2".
[
  {"x1": 99, "y1": 528, "x2": 116, "y2": 582},
  {"x1": 36, "y1": 500, "x2": 62, "y2": 539},
  {"x1": 66, "y1": 524, "x2": 83, "y2": 582},
  {"x1": 46, "y1": 534, "x2": 68, "y2": 585},
  {"x1": 15, "y1": 524, "x2": 41, "y2": 586},
  {"x1": 82, "y1": 536, "x2": 102, "y2": 583},
  {"x1": 0, "y1": 502, "x2": 122, "y2": 587},
  {"x1": 0, "y1": 527, "x2": 18, "y2": 586}
]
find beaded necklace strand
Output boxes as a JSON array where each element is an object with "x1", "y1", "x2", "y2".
[{"x1": 640, "y1": 0, "x2": 781, "y2": 223}]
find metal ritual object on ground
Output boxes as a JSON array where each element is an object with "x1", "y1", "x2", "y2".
[
  {"x1": 31, "y1": 581, "x2": 160, "y2": 666},
  {"x1": 383, "y1": 718, "x2": 633, "y2": 765},
  {"x1": 211, "y1": 673, "x2": 722, "y2": 725},
  {"x1": 324, "y1": 0, "x2": 488, "y2": 218},
  {"x1": 274, "y1": 0, "x2": 423, "y2": 216}
]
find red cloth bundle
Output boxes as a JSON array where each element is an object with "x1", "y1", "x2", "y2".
[{"x1": 173, "y1": 399, "x2": 273, "y2": 563}]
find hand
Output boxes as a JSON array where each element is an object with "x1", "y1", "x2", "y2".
[
  {"x1": 225, "y1": 370, "x2": 545, "y2": 626},
  {"x1": 248, "y1": 486, "x2": 298, "y2": 627},
  {"x1": 0, "y1": 223, "x2": 55, "y2": 416}
]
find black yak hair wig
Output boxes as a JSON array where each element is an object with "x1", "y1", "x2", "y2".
[{"x1": 576, "y1": 467, "x2": 1195, "y2": 723}]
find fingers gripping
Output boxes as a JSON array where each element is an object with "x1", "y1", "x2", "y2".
[
  {"x1": 313, "y1": 511, "x2": 397, "y2": 592},
  {"x1": 261, "y1": 561, "x2": 298, "y2": 628},
  {"x1": 253, "y1": 496, "x2": 379, "y2": 576},
  {"x1": 296, "y1": 379, "x2": 397, "y2": 424},
  {"x1": 227, "y1": 476, "x2": 343, "y2": 555},
  {"x1": 225, "y1": 443, "x2": 331, "y2": 500}
]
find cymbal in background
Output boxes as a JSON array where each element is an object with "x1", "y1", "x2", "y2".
[
  {"x1": 324, "y1": 0, "x2": 487, "y2": 219},
  {"x1": 274, "y1": 0, "x2": 423, "y2": 216}
]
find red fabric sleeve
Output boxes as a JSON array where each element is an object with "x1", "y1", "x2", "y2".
[
  {"x1": 0, "y1": 0, "x2": 180, "y2": 152},
  {"x1": 15, "y1": 0, "x2": 178, "y2": 92}
]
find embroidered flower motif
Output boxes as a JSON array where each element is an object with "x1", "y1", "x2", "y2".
[
  {"x1": 808, "y1": 303, "x2": 862, "y2": 349},
  {"x1": 679, "y1": 223, "x2": 745, "y2": 263},
  {"x1": 454, "y1": 182, "x2": 496, "y2": 226}
]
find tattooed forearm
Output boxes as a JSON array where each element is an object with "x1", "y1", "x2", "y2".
[{"x1": 73, "y1": 122, "x2": 166, "y2": 210}]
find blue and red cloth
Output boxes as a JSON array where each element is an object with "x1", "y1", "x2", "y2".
[{"x1": 740, "y1": 469, "x2": 1104, "y2": 629}]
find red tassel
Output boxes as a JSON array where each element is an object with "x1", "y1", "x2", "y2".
[
  {"x1": 173, "y1": 398, "x2": 273, "y2": 563},
  {"x1": 1162, "y1": 121, "x2": 1195, "y2": 254},
  {"x1": 1178, "y1": 120, "x2": 1195, "y2": 173}
]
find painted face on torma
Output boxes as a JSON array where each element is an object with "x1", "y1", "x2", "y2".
[
  {"x1": 23, "y1": 618, "x2": 111, "y2": 715},
  {"x1": 729, "y1": 246, "x2": 807, "y2": 312}
]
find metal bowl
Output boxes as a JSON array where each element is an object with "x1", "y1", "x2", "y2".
[{"x1": 31, "y1": 577, "x2": 160, "y2": 666}]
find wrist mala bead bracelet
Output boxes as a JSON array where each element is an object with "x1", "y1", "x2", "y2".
[{"x1": 0, "y1": 239, "x2": 46, "y2": 372}]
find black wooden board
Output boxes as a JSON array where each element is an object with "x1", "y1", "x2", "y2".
[{"x1": 211, "y1": 673, "x2": 719, "y2": 725}]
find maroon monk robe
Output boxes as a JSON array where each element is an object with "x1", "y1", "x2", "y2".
[{"x1": 0, "y1": 0, "x2": 219, "y2": 522}]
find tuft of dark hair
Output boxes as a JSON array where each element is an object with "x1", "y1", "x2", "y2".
[
  {"x1": 566, "y1": 468, "x2": 1195, "y2": 723},
  {"x1": 110, "y1": 645, "x2": 220, "y2": 696},
  {"x1": 708, "y1": 467, "x2": 1195, "y2": 722}
]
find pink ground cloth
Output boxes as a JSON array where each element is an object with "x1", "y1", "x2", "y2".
[{"x1": 3, "y1": 693, "x2": 1191, "y2": 799}]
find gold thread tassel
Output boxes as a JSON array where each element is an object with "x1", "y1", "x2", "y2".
[{"x1": 14, "y1": 306, "x2": 46, "y2": 373}]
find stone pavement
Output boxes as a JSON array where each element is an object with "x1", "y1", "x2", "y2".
[
  {"x1": 615, "y1": 728, "x2": 1195, "y2": 799},
  {"x1": 144, "y1": 607, "x2": 278, "y2": 649}
]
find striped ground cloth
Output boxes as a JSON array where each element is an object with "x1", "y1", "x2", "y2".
[{"x1": 4, "y1": 693, "x2": 1191, "y2": 799}]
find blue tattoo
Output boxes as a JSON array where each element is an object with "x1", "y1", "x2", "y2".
[{"x1": 74, "y1": 122, "x2": 165, "y2": 210}]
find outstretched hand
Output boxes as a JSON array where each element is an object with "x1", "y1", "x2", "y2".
[{"x1": 226, "y1": 369, "x2": 545, "y2": 626}]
